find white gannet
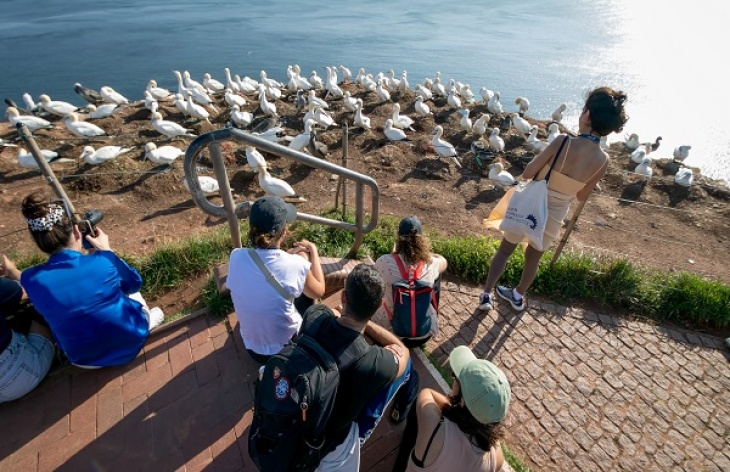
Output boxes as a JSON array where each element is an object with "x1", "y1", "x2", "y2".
[
  {"x1": 633, "y1": 156, "x2": 653, "y2": 183},
  {"x1": 64, "y1": 112, "x2": 108, "y2": 138},
  {"x1": 38, "y1": 94, "x2": 78, "y2": 116},
  {"x1": 183, "y1": 175, "x2": 219, "y2": 196},
  {"x1": 144, "y1": 142, "x2": 184, "y2": 165},
  {"x1": 245, "y1": 146, "x2": 267, "y2": 172},
  {"x1": 399, "y1": 71, "x2": 410, "y2": 92},
  {"x1": 203, "y1": 72, "x2": 225, "y2": 93},
  {"x1": 80, "y1": 145, "x2": 133, "y2": 165},
  {"x1": 86, "y1": 103, "x2": 119, "y2": 119},
  {"x1": 415, "y1": 84, "x2": 433, "y2": 101},
  {"x1": 431, "y1": 125, "x2": 462, "y2": 168},
  {"x1": 286, "y1": 66, "x2": 300, "y2": 93},
  {"x1": 391, "y1": 103, "x2": 415, "y2": 130},
  {"x1": 460, "y1": 84, "x2": 475, "y2": 104},
  {"x1": 224, "y1": 68, "x2": 240, "y2": 93},
  {"x1": 339, "y1": 65, "x2": 352, "y2": 83},
  {"x1": 264, "y1": 83, "x2": 282, "y2": 101},
  {"x1": 289, "y1": 119, "x2": 317, "y2": 152},
  {"x1": 258, "y1": 165, "x2": 296, "y2": 198},
  {"x1": 376, "y1": 80, "x2": 391, "y2": 102},
  {"x1": 630, "y1": 145, "x2": 649, "y2": 164},
  {"x1": 17, "y1": 147, "x2": 68, "y2": 168},
  {"x1": 309, "y1": 71, "x2": 324, "y2": 90},
  {"x1": 479, "y1": 87, "x2": 494, "y2": 103},
  {"x1": 414, "y1": 95, "x2": 432, "y2": 117},
  {"x1": 307, "y1": 128, "x2": 328, "y2": 159},
  {"x1": 100, "y1": 86, "x2": 129, "y2": 105},
  {"x1": 144, "y1": 91, "x2": 159, "y2": 114},
  {"x1": 230, "y1": 104, "x2": 253, "y2": 128},
  {"x1": 174, "y1": 70, "x2": 216, "y2": 108},
  {"x1": 354, "y1": 99, "x2": 371, "y2": 129},
  {"x1": 384, "y1": 119, "x2": 408, "y2": 142},
  {"x1": 355, "y1": 67, "x2": 366, "y2": 85},
  {"x1": 515, "y1": 96, "x2": 530, "y2": 116},
  {"x1": 527, "y1": 125, "x2": 548, "y2": 152},
  {"x1": 303, "y1": 103, "x2": 334, "y2": 129},
  {"x1": 361, "y1": 74, "x2": 377, "y2": 92},
  {"x1": 386, "y1": 69, "x2": 401, "y2": 90},
  {"x1": 551, "y1": 103, "x2": 567, "y2": 123},
  {"x1": 674, "y1": 167, "x2": 693, "y2": 187},
  {"x1": 225, "y1": 89, "x2": 246, "y2": 108},
  {"x1": 432, "y1": 78, "x2": 446, "y2": 98},
  {"x1": 185, "y1": 92, "x2": 210, "y2": 121},
  {"x1": 5, "y1": 107, "x2": 54, "y2": 132},
  {"x1": 73, "y1": 83, "x2": 104, "y2": 105},
  {"x1": 260, "y1": 70, "x2": 282, "y2": 90},
  {"x1": 183, "y1": 71, "x2": 207, "y2": 94},
  {"x1": 23, "y1": 93, "x2": 40, "y2": 114},
  {"x1": 251, "y1": 126, "x2": 286, "y2": 144},
  {"x1": 488, "y1": 128, "x2": 505, "y2": 153},
  {"x1": 459, "y1": 109, "x2": 473, "y2": 132},
  {"x1": 173, "y1": 93, "x2": 190, "y2": 117},
  {"x1": 235, "y1": 74, "x2": 258, "y2": 94},
  {"x1": 473, "y1": 114, "x2": 491, "y2": 136},
  {"x1": 511, "y1": 113, "x2": 532, "y2": 135},
  {"x1": 487, "y1": 92, "x2": 503, "y2": 114},
  {"x1": 343, "y1": 91, "x2": 358, "y2": 112},
  {"x1": 258, "y1": 85, "x2": 278, "y2": 117},
  {"x1": 146, "y1": 80, "x2": 173, "y2": 101},
  {"x1": 546, "y1": 123, "x2": 560, "y2": 143},
  {"x1": 447, "y1": 90, "x2": 462, "y2": 109},
  {"x1": 150, "y1": 111, "x2": 196, "y2": 138},
  {"x1": 307, "y1": 90, "x2": 329, "y2": 109},
  {"x1": 623, "y1": 133, "x2": 640, "y2": 152},
  {"x1": 673, "y1": 145, "x2": 691, "y2": 162},
  {"x1": 294, "y1": 90, "x2": 307, "y2": 112},
  {"x1": 488, "y1": 162, "x2": 516, "y2": 186}
]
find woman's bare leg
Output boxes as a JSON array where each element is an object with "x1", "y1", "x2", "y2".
[
  {"x1": 484, "y1": 239, "x2": 518, "y2": 292},
  {"x1": 516, "y1": 244, "x2": 544, "y2": 295}
]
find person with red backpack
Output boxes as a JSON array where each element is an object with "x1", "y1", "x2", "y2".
[{"x1": 373, "y1": 216, "x2": 447, "y2": 346}]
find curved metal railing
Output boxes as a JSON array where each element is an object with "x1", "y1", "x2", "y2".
[{"x1": 183, "y1": 127, "x2": 379, "y2": 257}]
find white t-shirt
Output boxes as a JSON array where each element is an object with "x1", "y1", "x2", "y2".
[
  {"x1": 373, "y1": 253, "x2": 446, "y2": 337},
  {"x1": 228, "y1": 247, "x2": 311, "y2": 355}
]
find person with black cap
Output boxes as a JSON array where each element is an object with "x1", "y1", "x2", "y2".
[
  {"x1": 372, "y1": 215, "x2": 447, "y2": 340},
  {"x1": 394, "y1": 345, "x2": 511, "y2": 471},
  {"x1": 227, "y1": 196, "x2": 325, "y2": 364}
]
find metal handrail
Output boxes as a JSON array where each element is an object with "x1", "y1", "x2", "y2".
[{"x1": 183, "y1": 127, "x2": 380, "y2": 258}]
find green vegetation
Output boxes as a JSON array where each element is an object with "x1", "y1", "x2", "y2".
[{"x1": 11, "y1": 209, "x2": 730, "y2": 331}]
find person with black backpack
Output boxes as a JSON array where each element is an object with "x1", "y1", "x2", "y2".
[
  {"x1": 248, "y1": 263, "x2": 419, "y2": 472},
  {"x1": 373, "y1": 216, "x2": 448, "y2": 347}
]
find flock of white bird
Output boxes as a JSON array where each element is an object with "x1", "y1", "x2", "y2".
[
  {"x1": 623, "y1": 133, "x2": 694, "y2": 187},
  {"x1": 3, "y1": 64, "x2": 698, "y2": 201}
]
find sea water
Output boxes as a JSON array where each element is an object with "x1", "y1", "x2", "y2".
[{"x1": 0, "y1": 0, "x2": 726, "y2": 183}]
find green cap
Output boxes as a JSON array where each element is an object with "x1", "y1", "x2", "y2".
[{"x1": 449, "y1": 346, "x2": 511, "y2": 424}]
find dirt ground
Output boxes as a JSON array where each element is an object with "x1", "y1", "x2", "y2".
[{"x1": 2, "y1": 82, "x2": 729, "y2": 319}]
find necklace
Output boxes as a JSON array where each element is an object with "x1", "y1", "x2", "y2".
[{"x1": 578, "y1": 133, "x2": 601, "y2": 144}]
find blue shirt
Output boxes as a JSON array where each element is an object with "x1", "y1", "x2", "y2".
[{"x1": 21, "y1": 249, "x2": 148, "y2": 366}]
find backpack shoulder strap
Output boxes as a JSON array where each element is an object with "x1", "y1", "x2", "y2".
[
  {"x1": 302, "y1": 305, "x2": 370, "y2": 370},
  {"x1": 247, "y1": 248, "x2": 294, "y2": 302},
  {"x1": 392, "y1": 252, "x2": 423, "y2": 281}
]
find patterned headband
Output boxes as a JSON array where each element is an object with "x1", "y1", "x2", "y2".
[{"x1": 26, "y1": 204, "x2": 65, "y2": 232}]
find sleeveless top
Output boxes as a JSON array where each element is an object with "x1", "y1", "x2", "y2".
[{"x1": 535, "y1": 137, "x2": 605, "y2": 197}]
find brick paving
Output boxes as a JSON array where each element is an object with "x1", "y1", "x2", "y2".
[
  {"x1": 2, "y1": 279, "x2": 728, "y2": 471},
  {"x1": 426, "y1": 280, "x2": 730, "y2": 472}
]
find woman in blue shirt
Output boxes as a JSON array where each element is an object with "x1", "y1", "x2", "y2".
[{"x1": 19, "y1": 192, "x2": 163, "y2": 367}]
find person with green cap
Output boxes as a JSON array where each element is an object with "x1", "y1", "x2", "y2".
[{"x1": 395, "y1": 345, "x2": 511, "y2": 471}]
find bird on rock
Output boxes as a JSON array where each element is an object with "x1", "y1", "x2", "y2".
[
  {"x1": 354, "y1": 99, "x2": 371, "y2": 129},
  {"x1": 100, "y1": 86, "x2": 129, "y2": 105},
  {"x1": 488, "y1": 128, "x2": 505, "y2": 153},
  {"x1": 527, "y1": 125, "x2": 548, "y2": 152},
  {"x1": 147, "y1": 80, "x2": 173, "y2": 101},
  {"x1": 391, "y1": 103, "x2": 415, "y2": 130},
  {"x1": 230, "y1": 104, "x2": 253, "y2": 128},
  {"x1": 307, "y1": 128, "x2": 328, "y2": 159},
  {"x1": 5, "y1": 107, "x2": 54, "y2": 132},
  {"x1": 225, "y1": 89, "x2": 246, "y2": 108},
  {"x1": 551, "y1": 103, "x2": 567, "y2": 123},
  {"x1": 488, "y1": 162, "x2": 516, "y2": 187},
  {"x1": 85, "y1": 103, "x2": 119, "y2": 119},
  {"x1": 150, "y1": 111, "x2": 196, "y2": 138},
  {"x1": 38, "y1": 94, "x2": 79, "y2": 117},
  {"x1": 623, "y1": 133, "x2": 640, "y2": 152},
  {"x1": 674, "y1": 167, "x2": 693, "y2": 187},
  {"x1": 630, "y1": 145, "x2": 649, "y2": 164},
  {"x1": 289, "y1": 119, "x2": 316, "y2": 152},
  {"x1": 673, "y1": 145, "x2": 691, "y2": 162},
  {"x1": 487, "y1": 92, "x2": 503, "y2": 114},
  {"x1": 632, "y1": 156, "x2": 653, "y2": 184},
  {"x1": 258, "y1": 165, "x2": 296, "y2": 198},
  {"x1": 514, "y1": 96, "x2": 530, "y2": 116},
  {"x1": 64, "y1": 112, "x2": 108, "y2": 138},
  {"x1": 74, "y1": 83, "x2": 104, "y2": 104},
  {"x1": 17, "y1": 147, "x2": 71, "y2": 168},
  {"x1": 459, "y1": 109, "x2": 473, "y2": 132},
  {"x1": 648, "y1": 136, "x2": 662, "y2": 152},
  {"x1": 339, "y1": 65, "x2": 352, "y2": 83},
  {"x1": 546, "y1": 123, "x2": 560, "y2": 143},
  {"x1": 343, "y1": 91, "x2": 358, "y2": 112},
  {"x1": 258, "y1": 85, "x2": 278, "y2": 117},
  {"x1": 376, "y1": 80, "x2": 391, "y2": 102},
  {"x1": 473, "y1": 114, "x2": 490, "y2": 136},
  {"x1": 511, "y1": 112, "x2": 532, "y2": 135},
  {"x1": 185, "y1": 92, "x2": 210, "y2": 121},
  {"x1": 245, "y1": 146, "x2": 267, "y2": 172},
  {"x1": 415, "y1": 84, "x2": 433, "y2": 101},
  {"x1": 203, "y1": 73, "x2": 225, "y2": 93},
  {"x1": 183, "y1": 175, "x2": 219, "y2": 196},
  {"x1": 431, "y1": 125, "x2": 462, "y2": 169},
  {"x1": 80, "y1": 145, "x2": 133, "y2": 165},
  {"x1": 414, "y1": 96, "x2": 432, "y2": 117},
  {"x1": 144, "y1": 91, "x2": 159, "y2": 114},
  {"x1": 384, "y1": 119, "x2": 408, "y2": 142},
  {"x1": 144, "y1": 142, "x2": 185, "y2": 165},
  {"x1": 479, "y1": 87, "x2": 495, "y2": 103},
  {"x1": 447, "y1": 90, "x2": 462, "y2": 109}
]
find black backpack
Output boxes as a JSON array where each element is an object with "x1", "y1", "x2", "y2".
[
  {"x1": 383, "y1": 253, "x2": 440, "y2": 347},
  {"x1": 248, "y1": 307, "x2": 369, "y2": 472}
]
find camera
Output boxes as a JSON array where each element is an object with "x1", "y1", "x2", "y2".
[{"x1": 80, "y1": 209, "x2": 104, "y2": 249}]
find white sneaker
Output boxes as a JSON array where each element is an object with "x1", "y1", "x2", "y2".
[
  {"x1": 148, "y1": 307, "x2": 165, "y2": 329},
  {"x1": 478, "y1": 291, "x2": 494, "y2": 311}
]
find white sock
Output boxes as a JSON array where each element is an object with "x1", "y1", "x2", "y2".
[{"x1": 512, "y1": 288, "x2": 523, "y2": 302}]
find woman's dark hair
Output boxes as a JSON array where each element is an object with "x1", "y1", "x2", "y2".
[
  {"x1": 443, "y1": 389, "x2": 504, "y2": 452},
  {"x1": 584, "y1": 86, "x2": 629, "y2": 136},
  {"x1": 248, "y1": 226, "x2": 286, "y2": 249},
  {"x1": 395, "y1": 234, "x2": 433, "y2": 265},
  {"x1": 21, "y1": 192, "x2": 73, "y2": 254}
]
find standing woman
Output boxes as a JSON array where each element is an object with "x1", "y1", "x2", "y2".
[
  {"x1": 227, "y1": 196, "x2": 325, "y2": 364},
  {"x1": 19, "y1": 192, "x2": 163, "y2": 368},
  {"x1": 479, "y1": 87, "x2": 628, "y2": 311}
]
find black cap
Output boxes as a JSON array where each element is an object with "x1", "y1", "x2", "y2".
[
  {"x1": 249, "y1": 196, "x2": 297, "y2": 233},
  {"x1": 398, "y1": 216, "x2": 422, "y2": 236}
]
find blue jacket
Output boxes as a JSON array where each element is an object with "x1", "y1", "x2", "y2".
[{"x1": 21, "y1": 249, "x2": 148, "y2": 366}]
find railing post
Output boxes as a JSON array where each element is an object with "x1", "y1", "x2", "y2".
[
  {"x1": 208, "y1": 142, "x2": 242, "y2": 248},
  {"x1": 342, "y1": 123, "x2": 348, "y2": 218},
  {"x1": 348, "y1": 181, "x2": 365, "y2": 259}
]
